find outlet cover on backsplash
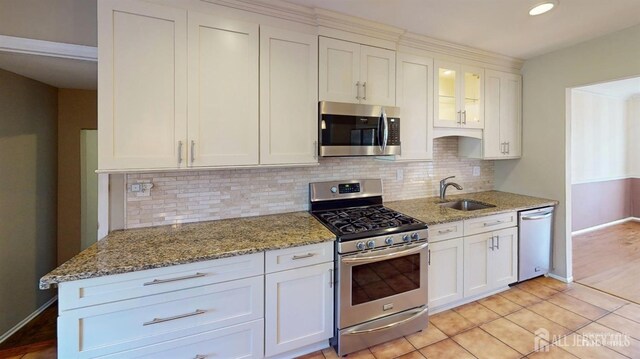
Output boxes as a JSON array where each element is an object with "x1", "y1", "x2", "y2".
[{"x1": 124, "y1": 138, "x2": 494, "y2": 229}]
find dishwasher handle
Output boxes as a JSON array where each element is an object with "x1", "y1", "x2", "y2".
[{"x1": 521, "y1": 212, "x2": 553, "y2": 221}]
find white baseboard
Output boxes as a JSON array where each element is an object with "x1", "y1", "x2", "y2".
[
  {"x1": 547, "y1": 273, "x2": 573, "y2": 283},
  {"x1": 0, "y1": 295, "x2": 57, "y2": 344},
  {"x1": 571, "y1": 217, "x2": 640, "y2": 236}
]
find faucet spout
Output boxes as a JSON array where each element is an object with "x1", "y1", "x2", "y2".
[{"x1": 439, "y1": 176, "x2": 463, "y2": 201}]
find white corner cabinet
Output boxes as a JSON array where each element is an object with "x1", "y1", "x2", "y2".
[
  {"x1": 459, "y1": 70, "x2": 522, "y2": 160},
  {"x1": 98, "y1": 0, "x2": 318, "y2": 171},
  {"x1": 319, "y1": 37, "x2": 396, "y2": 106},
  {"x1": 427, "y1": 212, "x2": 518, "y2": 313},
  {"x1": 380, "y1": 52, "x2": 434, "y2": 162},
  {"x1": 57, "y1": 242, "x2": 334, "y2": 359},
  {"x1": 434, "y1": 60, "x2": 484, "y2": 129}
]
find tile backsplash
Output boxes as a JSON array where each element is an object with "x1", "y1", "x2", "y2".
[{"x1": 125, "y1": 138, "x2": 494, "y2": 228}]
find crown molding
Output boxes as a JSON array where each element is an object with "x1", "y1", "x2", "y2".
[
  {"x1": 0, "y1": 35, "x2": 97, "y2": 61},
  {"x1": 201, "y1": 0, "x2": 524, "y2": 70}
]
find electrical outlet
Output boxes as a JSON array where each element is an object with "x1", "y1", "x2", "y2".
[
  {"x1": 131, "y1": 183, "x2": 142, "y2": 192},
  {"x1": 396, "y1": 168, "x2": 404, "y2": 181},
  {"x1": 131, "y1": 181, "x2": 153, "y2": 197},
  {"x1": 472, "y1": 166, "x2": 481, "y2": 177}
]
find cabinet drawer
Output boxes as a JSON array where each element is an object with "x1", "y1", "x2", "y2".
[
  {"x1": 464, "y1": 212, "x2": 516, "y2": 236},
  {"x1": 58, "y1": 276, "x2": 263, "y2": 358},
  {"x1": 58, "y1": 252, "x2": 264, "y2": 311},
  {"x1": 429, "y1": 221, "x2": 463, "y2": 242},
  {"x1": 266, "y1": 242, "x2": 333, "y2": 273},
  {"x1": 98, "y1": 319, "x2": 264, "y2": 359}
]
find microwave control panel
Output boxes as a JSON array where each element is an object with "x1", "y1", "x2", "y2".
[{"x1": 388, "y1": 118, "x2": 400, "y2": 145}]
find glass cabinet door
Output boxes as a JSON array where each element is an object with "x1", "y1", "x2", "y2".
[
  {"x1": 462, "y1": 67, "x2": 484, "y2": 128},
  {"x1": 436, "y1": 65, "x2": 459, "y2": 127}
]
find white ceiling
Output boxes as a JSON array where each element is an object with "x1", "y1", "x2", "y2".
[
  {"x1": 0, "y1": 51, "x2": 97, "y2": 90},
  {"x1": 577, "y1": 77, "x2": 640, "y2": 100},
  {"x1": 284, "y1": 0, "x2": 640, "y2": 59}
]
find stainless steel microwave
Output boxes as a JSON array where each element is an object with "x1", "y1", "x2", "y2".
[{"x1": 319, "y1": 101, "x2": 401, "y2": 157}]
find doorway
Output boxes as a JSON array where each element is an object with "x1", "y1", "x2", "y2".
[
  {"x1": 568, "y1": 77, "x2": 640, "y2": 304},
  {"x1": 80, "y1": 129, "x2": 98, "y2": 250}
]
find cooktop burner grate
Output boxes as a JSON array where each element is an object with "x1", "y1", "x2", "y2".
[{"x1": 315, "y1": 205, "x2": 421, "y2": 236}]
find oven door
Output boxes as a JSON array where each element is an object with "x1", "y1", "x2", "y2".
[{"x1": 338, "y1": 242, "x2": 428, "y2": 329}]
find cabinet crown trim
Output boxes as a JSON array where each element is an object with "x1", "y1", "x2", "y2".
[{"x1": 199, "y1": 0, "x2": 523, "y2": 70}]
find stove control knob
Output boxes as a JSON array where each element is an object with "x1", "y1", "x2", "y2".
[
  {"x1": 411, "y1": 233, "x2": 419, "y2": 241},
  {"x1": 366, "y1": 240, "x2": 375, "y2": 249},
  {"x1": 402, "y1": 234, "x2": 410, "y2": 243},
  {"x1": 356, "y1": 242, "x2": 366, "y2": 251},
  {"x1": 330, "y1": 186, "x2": 338, "y2": 193},
  {"x1": 385, "y1": 237, "x2": 394, "y2": 245}
]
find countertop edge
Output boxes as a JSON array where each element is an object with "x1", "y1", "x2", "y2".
[{"x1": 423, "y1": 200, "x2": 559, "y2": 225}]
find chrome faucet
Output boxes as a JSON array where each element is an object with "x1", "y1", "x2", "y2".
[{"x1": 439, "y1": 176, "x2": 463, "y2": 201}]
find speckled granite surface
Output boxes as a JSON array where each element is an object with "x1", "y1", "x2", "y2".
[
  {"x1": 386, "y1": 191, "x2": 558, "y2": 225},
  {"x1": 40, "y1": 212, "x2": 334, "y2": 289}
]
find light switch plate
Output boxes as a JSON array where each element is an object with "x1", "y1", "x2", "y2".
[
  {"x1": 396, "y1": 169, "x2": 404, "y2": 181},
  {"x1": 472, "y1": 166, "x2": 481, "y2": 177}
]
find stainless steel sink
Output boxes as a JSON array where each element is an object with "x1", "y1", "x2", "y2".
[{"x1": 438, "y1": 199, "x2": 496, "y2": 211}]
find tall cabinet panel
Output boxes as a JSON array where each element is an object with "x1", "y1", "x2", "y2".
[
  {"x1": 360, "y1": 45, "x2": 396, "y2": 106},
  {"x1": 98, "y1": 0, "x2": 187, "y2": 170},
  {"x1": 260, "y1": 27, "x2": 318, "y2": 165},
  {"x1": 482, "y1": 70, "x2": 522, "y2": 159},
  {"x1": 394, "y1": 53, "x2": 433, "y2": 161},
  {"x1": 187, "y1": 13, "x2": 259, "y2": 167}
]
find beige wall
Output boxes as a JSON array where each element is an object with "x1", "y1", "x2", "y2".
[
  {"x1": 0, "y1": 69, "x2": 58, "y2": 335},
  {"x1": 58, "y1": 89, "x2": 97, "y2": 264},
  {"x1": 494, "y1": 24, "x2": 640, "y2": 280}
]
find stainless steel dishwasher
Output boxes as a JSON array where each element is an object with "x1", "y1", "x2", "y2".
[{"x1": 518, "y1": 206, "x2": 555, "y2": 282}]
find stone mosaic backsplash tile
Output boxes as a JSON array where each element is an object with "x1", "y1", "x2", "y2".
[{"x1": 125, "y1": 138, "x2": 494, "y2": 228}]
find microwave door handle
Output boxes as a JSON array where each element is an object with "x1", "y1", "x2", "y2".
[
  {"x1": 377, "y1": 110, "x2": 384, "y2": 153},
  {"x1": 382, "y1": 109, "x2": 389, "y2": 153}
]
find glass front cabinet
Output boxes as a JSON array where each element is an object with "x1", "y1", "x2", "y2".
[{"x1": 434, "y1": 61, "x2": 484, "y2": 129}]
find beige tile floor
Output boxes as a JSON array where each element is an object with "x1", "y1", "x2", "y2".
[{"x1": 298, "y1": 277, "x2": 640, "y2": 359}]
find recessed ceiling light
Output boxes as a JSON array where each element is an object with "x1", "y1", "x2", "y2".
[{"x1": 529, "y1": 1, "x2": 557, "y2": 16}]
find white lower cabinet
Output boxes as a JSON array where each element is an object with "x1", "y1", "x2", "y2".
[
  {"x1": 463, "y1": 227, "x2": 518, "y2": 298},
  {"x1": 265, "y1": 258, "x2": 334, "y2": 357},
  {"x1": 428, "y1": 237, "x2": 464, "y2": 308},
  {"x1": 57, "y1": 243, "x2": 334, "y2": 359}
]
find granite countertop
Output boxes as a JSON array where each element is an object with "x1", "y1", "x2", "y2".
[
  {"x1": 386, "y1": 190, "x2": 558, "y2": 225},
  {"x1": 40, "y1": 211, "x2": 335, "y2": 289}
]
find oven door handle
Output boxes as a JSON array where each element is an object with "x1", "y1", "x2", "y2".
[
  {"x1": 343, "y1": 306, "x2": 429, "y2": 336},
  {"x1": 341, "y1": 242, "x2": 428, "y2": 265}
]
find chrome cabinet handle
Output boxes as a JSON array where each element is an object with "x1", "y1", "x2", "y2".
[
  {"x1": 506, "y1": 142, "x2": 510, "y2": 154},
  {"x1": 489, "y1": 236, "x2": 494, "y2": 251},
  {"x1": 356, "y1": 81, "x2": 361, "y2": 100},
  {"x1": 178, "y1": 141, "x2": 183, "y2": 164},
  {"x1": 313, "y1": 140, "x2": 318, "y2": 159},
  {"x1": 462, "y1": 110, "x2": 467, "y2": 124},
  {"x1": 496, "y1": 236, "x2": 500, "y2": 250},
  {"x1": 428, "y1": 249, "x2": 431, "y2": 265},
  {"x1": 190, "y1": 140, "x2": 195, "y2": 163},
  {"x1": 483, "y1": 220, "x2": 504, "y2": 227},
  {"x1": 292, "y1": 253, "x2": 315, "y2": 260},
  {"x1": 457, "y1": 111, "x2": 462, "y2": 124},
  {"x1": 438, "y1": 228, "x2": 454, "y2": 234},
  {"x1": 143, "y1": 272, "x2": 207, "y2": 286},
  {"x1": 362, "y1": 82, "x2": 367, "y2": 100},
  {"x1": 143, "y1": 309, "x2": 206, "y2": 326}
]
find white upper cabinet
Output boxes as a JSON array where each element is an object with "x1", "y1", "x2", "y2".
[
  {"x1": 260, "y1": 26, "x2": 318, "y2": 165},
  {"x1": 319, "y1": 37, "x2": 396, "y2": 106},
  {"x1": 434, "y1": 60, "x2": 484, "y2": 129},
  {"x1": 98, "y1": 0, "x2": 187, "y2": 170},
  {"x1": 392, "y1": 53, "x2": 433, "y2": 161},
  {"x1": 483, "y1": 70, "x2": 522, "y2": 159},
  {"x1": 187, "y1": 12, "x2": 259, "y2": 167}
]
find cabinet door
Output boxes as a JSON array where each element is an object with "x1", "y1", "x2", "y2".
[
  {"x1": 434, "y1": 60, "x2": 460, "y2": 128},
  {"x1": 483, "y1": 70, "x2": 503, "y2": 158},
  {"x1": 500, "y1": 73, "x2": 522, "y2": 158},
  {"x1": 187, "y1": 12, "x2": 259, "y2": 166},
  {"x1": 360, "y1": 45, "x2": 396, "y2": 106},
  {"x1": 319, "y1": 37, "x2": 360, "y2": 103},
  {"x1": 265, "y1": 262, "x2": 333, "y2": 357},
  {"x1": 463, "y1": 233, "x2": 492, "y2": 297},
  {"x1": 428, "y1": 238, "x2": 463, "y2": 308},
  {"x1": 395, "y1": 53, "x2": 433, "y2": 161},
  {"x1": 461, "y1": 65, "x2": 484, "y2": 129},
  {"x1": 491, "y1": 227, "x2": 518, "y2": 288},
  {"x1": 260, "y1": 27, "x2": 318, "y2": 165},
  {"x1": 98, "y1": 0, "x2": 187, "y2": 170}
]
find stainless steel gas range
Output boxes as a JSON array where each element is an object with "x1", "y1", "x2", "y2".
[{"x1": 309, "y1": 179, "x2": 429, "y2": 356}]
